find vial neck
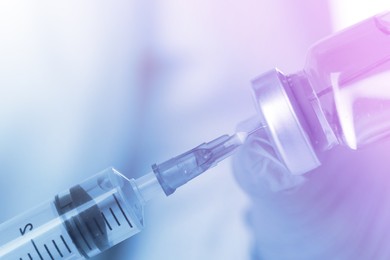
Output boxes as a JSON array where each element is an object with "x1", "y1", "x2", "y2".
[{"x1": 287, "y1": 71, "x2": 338, "y2": 151}]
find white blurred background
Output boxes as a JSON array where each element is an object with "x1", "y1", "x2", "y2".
[{"x1": 0, "y1": 1, "x2": 388, "y2": 259}]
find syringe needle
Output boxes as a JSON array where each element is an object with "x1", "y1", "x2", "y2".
[{"x1": 152, "y1": 129, "x2": 259, "y2": 196}]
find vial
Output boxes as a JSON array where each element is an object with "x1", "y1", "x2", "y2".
[{"x1": 251, "y1": 12, "x2": 390, "y2": 174}]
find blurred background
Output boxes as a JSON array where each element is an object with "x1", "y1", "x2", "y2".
[{"x1": 0, "y1": 1, "x2": 389, "y2": 259}]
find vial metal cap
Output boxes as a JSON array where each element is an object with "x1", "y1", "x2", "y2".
[{"x1": 251, "y1": 69, "x2": 320, "y2": 174}]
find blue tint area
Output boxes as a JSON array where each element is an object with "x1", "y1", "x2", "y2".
[
  {"x1": 0, "y1": 1, "x2": 331, "y2": 260},
  {"x1": 0, "y1": 2, "x2": 142, "y2": 259}
]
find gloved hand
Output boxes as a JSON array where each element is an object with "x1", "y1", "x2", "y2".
[{"x1": 233, "y1": 126, "x2": 390, "y2": 260}]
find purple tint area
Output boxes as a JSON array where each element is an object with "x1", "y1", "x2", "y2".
[
  {"x1": 234, "y1": 133, "x2": 390, "y2": 259},
  {"x1": 302, "y1": 12, "x2": 390, "y2": 149},
  {"x1": 232, "y1": 7, "x2": 390, "y2": 260}
]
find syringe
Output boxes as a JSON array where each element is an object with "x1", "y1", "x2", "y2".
[{"x1": 0, "y1": 131, "x2": 253, "y2": 260}]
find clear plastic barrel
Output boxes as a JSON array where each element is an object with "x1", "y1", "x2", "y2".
[
  {"x1": 0, "y1": 168, "x2": 145, "y2": 260},
  {"x1": 0, "y1": 200, "x2": 80, "y2": 259}
]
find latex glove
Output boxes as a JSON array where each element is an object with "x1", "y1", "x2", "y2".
[{"x1": 233, "y1": 126, "x2": 390, "y2": 260}]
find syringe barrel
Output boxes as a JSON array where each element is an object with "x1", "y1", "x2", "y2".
[
  {"x1": 0, "y1": 199, "x2": 81, "y2": 260},
  {"x1": 0, "y1": 168, "x2": 145, "y2": 259}
]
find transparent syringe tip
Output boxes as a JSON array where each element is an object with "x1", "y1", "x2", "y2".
[{"x1": 152, "y1": 131, "x2": 253, "y2": 196}]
